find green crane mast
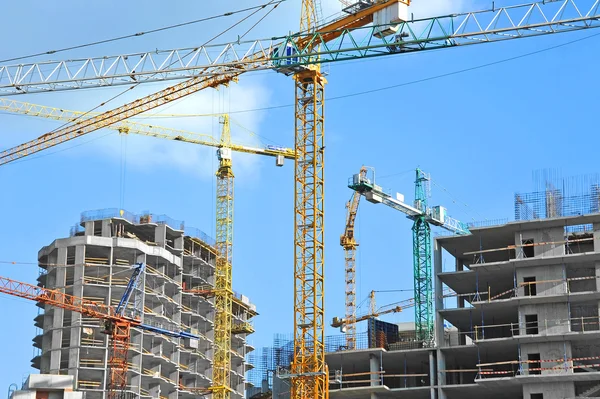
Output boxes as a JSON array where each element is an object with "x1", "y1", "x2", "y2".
[
  {"x1": 349, "y1": 167, "x2": 470, "y2": 344},
  {"x1": 413, "y1": 169, "x2": 434, "y2": 342}
]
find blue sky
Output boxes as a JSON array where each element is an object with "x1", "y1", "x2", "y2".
[{"x1": 1, "y1": 0, "x2": 599, "y2": 391}]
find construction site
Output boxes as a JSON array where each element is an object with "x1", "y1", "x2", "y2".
[{"x1": 1, "y1": 1, "x2": 600, "y2": 399}]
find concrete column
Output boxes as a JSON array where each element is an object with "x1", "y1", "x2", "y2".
[
  {"x1": 101, "y1": 220, "x2": 112, "y2": 237},
  {"x1": 434, "y1": 239, "x2": 444, "y2": 348},
  {"x1": 48, "y1": 248, "x2": 68, "y2": 373},
  {"x1": 369, "y1": 353, "x2": 381, "y2": 386},
  {"x1": 69, "y1": 247, "x2": 85, "y2": 379},
  {"x1": 429, "y1": 350, "x2": 436, "y2": 399},
  {"x1": 174, "y1": 233, "x2": 184, "y2": 251},
  {"x1": 456, "y1": 258, "x2": 465, "y2": 310},
  {"x1": 155, "y1": 225, "x2": 167, "y2": 247},
  {"x1": 49, "y1": 308, "x2": 64, "y2": 372},
  {"x1": 84, "y1": 221, "x2": 94, "y2": 236},
  {"x1": 594, "y1": 223, "x2": 600, "y2": 252},
  {"x1": 437, "y1": 349, "x2": 446, "y2": 399},
  {"x1": 455, "y1": 257, "x2": 463, "y2": 272}
]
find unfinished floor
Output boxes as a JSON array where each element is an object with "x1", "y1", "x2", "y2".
[
  {"x1": 266, "y1": 213, "x2": 600, "y2": 399},
  {"x1": 33, "y1": 209, "x2": 256, "y2": 399}
]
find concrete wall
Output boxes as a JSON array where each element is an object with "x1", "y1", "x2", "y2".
[
  {"x1": 519, "y1": 303, "x2": 570, "y2": 335},
  {"x1": 594, "y1": 261, "x2": 600, "y2": 294},
  {"x1": 520, "y1": 342, "x2": 572, "y2": 376},
  {"x1": 516, "y1": 264, "x2": 566, "y2": 297},
  {"x1": 515, "y1": 227, "x2": 565, "y2": 259},
  {"x1": 523, "y1": 381, "x2": 575, "y2": 399}
]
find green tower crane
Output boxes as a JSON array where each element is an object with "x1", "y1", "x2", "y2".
[{"x1": 349, "y1": 167, "x2": 470, "y2": 344}]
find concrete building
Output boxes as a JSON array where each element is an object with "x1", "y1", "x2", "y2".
[
  {"x1": 10, "y1": 374, "x2": 84, "y2": 399},
  {"x1": 32, "y1": 209, "x2": 256, "y2": 399},
  {"x1": 435, "y1": 213, "x2": 600, "y2": 399},
  {"x1": 267, "y1": 214, "x2": 600, "y2": 399}
]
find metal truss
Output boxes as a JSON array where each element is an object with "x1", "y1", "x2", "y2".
[
  {"x1": 291, "y1": 68, "x2": 327, "y2": 399},
  {"x1": 213, "y1": 117, "x2": 235, "y2": 399},
  {"x1": 0, "y1": 0, "x2": 598, "y2": 95}
]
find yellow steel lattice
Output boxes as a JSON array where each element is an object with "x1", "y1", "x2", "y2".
[
  {"x1": 291, "y1": 68, "x2": 327, "y2": 399},
  {"x1": 212, "y1": 116, "x2": 235, "y2": 399},
  {"x1": 340, "y1": 166, "x2": 367, "y2": 350}
]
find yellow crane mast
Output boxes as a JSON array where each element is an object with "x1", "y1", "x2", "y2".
[
  {"x1": 213, "y1": 114, "x2": 235, "y2": 398},
  {"x1": 291, "y1": 1, "x2": 327, "y2": 397},
  {"x1": 339, "y1": 166, "x2": 367, "y2": 350}
]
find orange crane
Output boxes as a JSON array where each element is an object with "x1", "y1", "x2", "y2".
[
  {"x1": 339, "y1": 166, "x2": 367, "y2": 350},
  {"x1": 0, "y1": 2, "x2": 599, "y2": 398},
  {"x1": 0, "y1": 264, "x2": 207, "y2": 399}
]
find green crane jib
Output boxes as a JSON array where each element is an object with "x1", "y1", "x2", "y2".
[{"x1": 348, "y1": 168, "x2": 470, "y2": 344}]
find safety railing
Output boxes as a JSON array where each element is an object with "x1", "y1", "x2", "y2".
[
  {"x1": 77, "y1": 380, "x2": 102, "y2": 389},
  {"x1": 185, "y1": 226, "x2": 216, "y2": 248},
  {"x1": 79, "y1": 358, "x2": 104, "y2": 368},
  {"x1": 449, "y1": 275, "x2": 599, "y2": 305},
  {"x1": 78, "y1": 208, "x2": 215, "y2": 245},
  {"x1": 84, "y1": 256, "x2": 110, "y2": 265},
  {"x1": 474, "y1": 315, "x2": 600, "y2": 341},
  {"x1": 154, "y1": 214, "x2": 185, "y2": 231},
  {"x1": 80, "y1": 336, "x2": 105, "y2": 347},
  {"x1": 477, "y1": 354, "x2": 600, "y2": 379},
  {"x1": 81, "y1": 208, "x2": 138, "y2": 224},
  {"x1": 69, "y1": 223, "x2": 85, "y2": 237},
  {"x1": 328, "y1": 370, "x2": 431, "y2": 389}
]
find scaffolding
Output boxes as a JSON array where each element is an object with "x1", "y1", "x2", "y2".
[
  {"x1": 248, "y1": 326, "x2": 427, "y2": 389},
  {"x1": 515, "y1": 170, "x2": 600, "y2": 223},
  {"x1": 74, "y1": 208, "x2": 215, "y2": 246}
]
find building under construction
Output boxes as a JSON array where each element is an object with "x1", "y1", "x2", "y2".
[
  {"x1": 251, "y1": 176, "x2": 600, "y2": 399},
  {"x1": 32, "y1": 209, "x2": 256, "y2": 399}
]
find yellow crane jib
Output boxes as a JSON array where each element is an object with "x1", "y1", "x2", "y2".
[{"x1": 0, "y1": 98, "x2": 296, "y2": 164}]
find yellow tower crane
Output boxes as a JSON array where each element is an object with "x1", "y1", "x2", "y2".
[
  {"x1": 212, "y1": 114, "x2": 236, "y2": 397},
  {"x1": 0, "y1": 98, "x2": 295, "y2": 160},
  {"x1": 0, "y1": 2, "x2": 598, "y2": 398},
  {"x1": 0, "y1": 98, "x2": 294, "y2": 397},
  {"x1": 339, "y1": 166, "x2": 367, "y2": 350}
]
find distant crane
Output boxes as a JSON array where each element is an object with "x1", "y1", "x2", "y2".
[
  {"x1": 331, "y1": 288, "x2": 455, "y2": 331},
  {"x1": 339, "y1": 166, "x2": 367, "y2": 350},
  {"x1": 349, "y1": 168, "x2": 470, "y2": 343},
  {"x1": 0, "y1": 263, "x2": 206, "y2": 399},
  {"x1": 331, "y1": 291, "x2": 408, "y2": 330}
]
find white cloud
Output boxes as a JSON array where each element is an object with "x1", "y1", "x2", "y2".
[
  {"x1": 117, "y1": 80, "x2": 275, "y2": 183},
  {"x1": 22, "y1": 78, "x2": 277, "y2": 184}
]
